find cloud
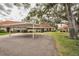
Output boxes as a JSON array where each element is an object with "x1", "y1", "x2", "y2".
[{"x1": 0, "y1": 3, "x2": 36, "y2": 21}]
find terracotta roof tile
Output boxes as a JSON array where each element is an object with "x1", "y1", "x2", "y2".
[
  {"x1": 39, "y1": 22, "x2": 52, "y2": 28},
  {"x1": 0, "y1": 20, "x2": 53, "y2": 28},
  {"x1": 0, "y1": 20, "x2": 21, "y2": 27}
]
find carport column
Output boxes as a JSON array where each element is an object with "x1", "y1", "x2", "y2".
[
  {"x1": 33, "y1": 23, "x2": 34, "y2": 39},
  {"x1": 46, "y1": 28, "x2": 48, "y2": 32},
  {"x1": 32, "y1": 19, "x2": 35, "y2": 39},
  {"x1": 20, "y1": 27, "x2": 22, "y2": 32}
]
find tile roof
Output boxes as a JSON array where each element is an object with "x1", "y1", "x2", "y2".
[
  {"x1": 0, "y1": 20, "x2": 22, "y2": 27},
  {"x1": 39, "y1": 22, "x2": 52, "y2": 28},
  {"x1": 0, "y1": 20, "x2": 53, "y2": 28}
]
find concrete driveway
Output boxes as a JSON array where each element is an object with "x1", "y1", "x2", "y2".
[{"x1": 0, "y1": 33, "x2": 57, "y2": 56}]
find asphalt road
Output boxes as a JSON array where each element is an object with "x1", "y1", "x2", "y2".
[{"x1": 0, "y1": 33, "x2": 57, "y2": 56}]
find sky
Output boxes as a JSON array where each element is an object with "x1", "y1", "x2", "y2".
[{"x1": 0, "y1": 3, "x2": 36, "y2": 21}]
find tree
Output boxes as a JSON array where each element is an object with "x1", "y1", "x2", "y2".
[
  {"x1": 65, "y1": 3, "x2": 78, "y2": 39},
  {"x1": 24, "y1": 3, "x2": 79, "y2": 39},
  {"x1": 44, "y1": 3, "x2": 79, "y2": 39}
]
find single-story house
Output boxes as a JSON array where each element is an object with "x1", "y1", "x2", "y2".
[
  {"x1": 0, "y1": 20, "x2": 54, "y2": 33},
  {"x1": 57, "y1": 24, "x2": 69, "y2": 32}
]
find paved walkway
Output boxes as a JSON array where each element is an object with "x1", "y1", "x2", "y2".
[{"x1": 0, "y1": 33, "x2": 57, "y2": 56}]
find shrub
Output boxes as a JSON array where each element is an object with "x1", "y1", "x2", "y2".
[{"x1": 0, "y1": 30, "x2": 7, "y2": 33}]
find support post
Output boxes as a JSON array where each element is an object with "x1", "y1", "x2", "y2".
[
  {"x1": 33, "y1": 23, "x2": 34, "y2": 39},
  {"x1": 9, "y1": 28, "x2": 11, "y2": 37}
]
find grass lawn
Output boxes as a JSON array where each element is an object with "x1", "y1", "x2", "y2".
[
  {"x1": 46, "y1": 32, "x2": 79, "y2": 56},
  {"x1": 0, "y1": 32, "x2": 8, "y2": 35}
]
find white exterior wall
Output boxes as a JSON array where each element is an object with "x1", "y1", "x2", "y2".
[
  {"x1": 0, "y1": 28, "x2": 7, "y2": 32},
  {"x1": 11, "y1": 28, "x2": 27, "y2": 32}
]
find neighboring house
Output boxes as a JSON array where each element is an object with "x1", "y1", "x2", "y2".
[
  {"x1": 57, "y1": 24, "x2": 69, "y2": 32},
  {"x1": 0, "y1": 20, "x2": 54, "y2": 33}
]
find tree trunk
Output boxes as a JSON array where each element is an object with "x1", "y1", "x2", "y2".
[{"x1": 65, "y1": 3, "x2": 78, "y2": 39}]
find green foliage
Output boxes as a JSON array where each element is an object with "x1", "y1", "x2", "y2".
[
  {"x1": 0, "y1": 30, "x2": 8, "y2": 35},
  {"x1": 0, "y1": 33, "x2": 8, "y2": 35},
  {"x1": 0, "y1": 30, "x2": 7, "y2": 33},
  {"x1": 54, "y1": 19, "x2": 61, "y2": 24}
]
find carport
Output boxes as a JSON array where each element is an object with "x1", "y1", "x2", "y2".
[{"x1": 0, "y1": 20, "x2": 54, "y2": 39}]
